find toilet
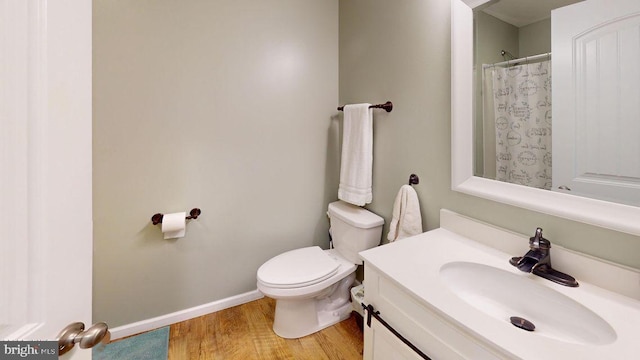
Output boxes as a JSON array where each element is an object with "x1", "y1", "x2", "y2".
[{"x1": 257, "y1": 200, "x2": 384, "y2": 339}]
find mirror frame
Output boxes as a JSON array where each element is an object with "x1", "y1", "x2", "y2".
[{"x1": 451, "y1": 0, "x2": 640, "y2": 236}]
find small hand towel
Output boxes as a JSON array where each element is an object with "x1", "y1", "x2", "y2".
[
  {"x1": 338, "y1": 103, "x2": 373, "y2": 206},
  {"x1": 387, "y1": 185, "x2": 423, "y2": 242}
]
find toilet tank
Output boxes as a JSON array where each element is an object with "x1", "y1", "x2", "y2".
[{"x1": 328, "y1": 201, "x2": 384, "y2": 265}]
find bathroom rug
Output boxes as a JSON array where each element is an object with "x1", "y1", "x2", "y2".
[{"x1": 93, "y1": 326, "x2": 169, "y2": 360}]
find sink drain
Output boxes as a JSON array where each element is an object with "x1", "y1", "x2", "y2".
[{"x1": 510, "y1": 316, "x2": 535, "y2": 331}]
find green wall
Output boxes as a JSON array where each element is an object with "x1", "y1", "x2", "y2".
[{"x1": 93, "y1": 0, "x2": 339, "y2": 327}]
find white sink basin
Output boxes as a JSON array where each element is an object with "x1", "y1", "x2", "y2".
[{"x1": 440, "y1": 261, "x2": 617, "y2": 345}]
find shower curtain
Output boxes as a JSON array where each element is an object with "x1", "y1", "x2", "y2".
[{"x1": 491, "y1": 60, "x2": 552, "y2": 189}]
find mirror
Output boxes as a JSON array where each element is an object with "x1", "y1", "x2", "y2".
[
  {"x1": 473, "y1": 0, "x2": 580, "y2": 188},
  {"x1": 451, "y1": 0, "x2": 640, "y2": 236},
  {"x1": 473, "y1": 0, "x2": 640, "y2": 208}
]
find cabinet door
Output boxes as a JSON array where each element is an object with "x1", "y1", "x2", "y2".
[{"x1": 364, "y1": 320, "x2": 428, "y2": 360}]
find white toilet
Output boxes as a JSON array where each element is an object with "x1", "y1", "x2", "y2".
[{"x1": 257, "y1": 200, "x2": 384, "y2": 339}]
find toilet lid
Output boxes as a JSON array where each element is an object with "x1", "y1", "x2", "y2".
[{"x1": 257, "y1": 246, "x2": 340, "y2": 289}]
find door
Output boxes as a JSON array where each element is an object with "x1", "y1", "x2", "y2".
[
  {"x1": 552, "y1": 0, "x2": 640, "y2": 205},
  {"x1": 1, "y1": 0, "x2": 93, "y2": 358}
]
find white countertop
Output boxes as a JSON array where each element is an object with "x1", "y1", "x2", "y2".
[{"x1": 359, "y1": 213, "x2": 640, "y2": 359}]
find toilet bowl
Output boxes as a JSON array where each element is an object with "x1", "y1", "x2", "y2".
[
  {"x1": 257, "y1": 247, "x2": 357, "y2": 338},
  {"x1": 256, "y1": 200, "x2": 384, "y2": 339}
]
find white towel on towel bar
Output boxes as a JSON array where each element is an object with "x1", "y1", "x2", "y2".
[
  {"x1": 338, "y1": 103, "x2": 373, "y2": 206},
  {"x1": 387, "y1": 185, "x2": 423, "y2": 241}
]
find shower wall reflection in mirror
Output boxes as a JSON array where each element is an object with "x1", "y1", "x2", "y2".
[{"x1": 472, "y1": 0, "x2": 640, "y2": 206}]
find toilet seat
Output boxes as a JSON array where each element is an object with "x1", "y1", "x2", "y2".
[{"x1": 257, "y1": 246, "x2": 339, "y2": 289}]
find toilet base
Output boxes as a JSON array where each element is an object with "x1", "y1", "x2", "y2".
[{"x1": 272, "y1": 272, "x2": 356, "y2": 339}]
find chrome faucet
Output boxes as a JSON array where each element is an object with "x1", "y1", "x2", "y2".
[{"x1": 510, "y1": 228, "x2": 579, "y2": 287}]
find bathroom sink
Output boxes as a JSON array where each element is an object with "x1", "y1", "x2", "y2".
[{"x1": 439, "y1": 261, "x2": 617, "y2": 345}]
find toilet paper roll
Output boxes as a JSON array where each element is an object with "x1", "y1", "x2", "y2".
[{"x1": 161, "y1": 212, "x2": 186, "y2": 239}]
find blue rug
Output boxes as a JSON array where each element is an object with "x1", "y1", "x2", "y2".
[{"x1": 93, "y1": 327, "x2": 169, "y2": 360}]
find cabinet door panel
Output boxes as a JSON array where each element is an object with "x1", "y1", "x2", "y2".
[{"x1": 365, "y1": 320, "x2": 428, "y2": 360}]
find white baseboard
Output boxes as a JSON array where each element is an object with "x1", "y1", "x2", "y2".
[{"x1": 109, "y1": 289, "x2": 264, "y2": 340}]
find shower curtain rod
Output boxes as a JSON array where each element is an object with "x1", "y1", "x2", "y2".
[{"x1": 482, "y1": 52, "x2": 551, "y2": 69}]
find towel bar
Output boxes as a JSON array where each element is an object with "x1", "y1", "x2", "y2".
[
  {"x1": 337, "y1": 101, "x2": 393, "y2": 113},
  {"x1": 363, "y1": 304, "x2": 431, "y2": 359}
]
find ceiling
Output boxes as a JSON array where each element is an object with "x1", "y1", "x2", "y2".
[{"x1": 481, "y1": 0, "x2": 584, "y2": 27}]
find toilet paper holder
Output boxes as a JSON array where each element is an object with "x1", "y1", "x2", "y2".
[{"x1": 151, "y1": 208, "x2": 201, "y2": 225}]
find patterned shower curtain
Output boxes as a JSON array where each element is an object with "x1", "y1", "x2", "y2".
[{"x1": 492, "y1": 60, "x2": 552, "y2": 189}]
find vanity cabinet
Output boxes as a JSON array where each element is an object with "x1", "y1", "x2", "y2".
[
  {"x1": 360, "y1": 210, "x2": 640, "y2": 359},
  {"x1": 363, "y1": 264, "x2": 508, "y2": 360}
]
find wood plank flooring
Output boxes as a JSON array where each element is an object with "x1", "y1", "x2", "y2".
[{"x1": 168, "y1": 297, "x2": 364, "y2": 360}]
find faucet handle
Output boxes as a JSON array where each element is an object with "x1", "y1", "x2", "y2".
[{"x1": 530, "y1": 228, "x2": 550, "y2": 250}]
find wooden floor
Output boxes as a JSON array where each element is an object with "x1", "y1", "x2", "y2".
[{"x1": 167, "y1": 297, "x2": 364, "y2": 360}]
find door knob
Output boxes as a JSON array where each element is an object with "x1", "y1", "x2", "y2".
[{"x1": 57, "y1": 322, "x2": 110, "y2": 355}]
